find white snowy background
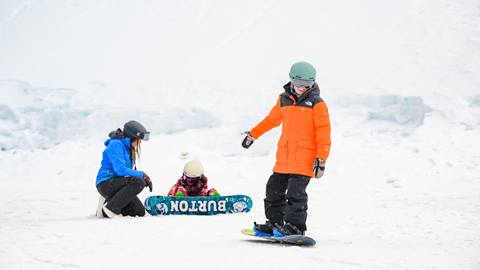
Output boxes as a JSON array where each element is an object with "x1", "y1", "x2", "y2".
[{"x1": 1, "y1": 0, "x2": 479, "y2": 269}]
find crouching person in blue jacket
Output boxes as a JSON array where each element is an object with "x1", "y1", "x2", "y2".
[{"x1": 95, "y1": 120, "x2": 153, "y2": 218}]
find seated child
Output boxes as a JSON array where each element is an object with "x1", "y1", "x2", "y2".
[{"x1": 168, "y1": 160, "x2": 219, "y2": 197}]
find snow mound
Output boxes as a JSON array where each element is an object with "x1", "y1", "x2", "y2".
[
  {"x1": 334, "y1": 94, "x2": 431, "y2": 136},
  {"x1": 366, "y1": 95, "x2": 429, "y2": 126},
  {"x1": 0, "y1": 80, "x2": 220, "y2": 151},
  {"x1": 469, "y1": 94, "x2": 480, "y2": 107},
  {"x1": 0, "y1": 80, "x2": 90, "y2": 151},
  {"x1": 467, "y1": 94, "x2": 480, "y2": 127}
]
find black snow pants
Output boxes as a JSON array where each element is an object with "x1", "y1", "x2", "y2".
[
  {"x1": 264, "y1": 173, "x2": 310, "y2": 232},
  {"x1": 97, "y1": 176, "x2": 146, "y2": 217}
]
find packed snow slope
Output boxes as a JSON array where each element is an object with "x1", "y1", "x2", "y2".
[{"x1": 0, "y1": 0, "x2": 479, "y2": 269}]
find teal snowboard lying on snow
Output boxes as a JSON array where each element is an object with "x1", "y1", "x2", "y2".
[
  {"x1": 144, "y1": 195, "x2": 252, "y2": 216},
  {"x1": 241, "y1": 228, "x2": 316, "y2": 247}
]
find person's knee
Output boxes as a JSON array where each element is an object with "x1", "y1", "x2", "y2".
[{"x1": 128, "y1": 177, "x2": 145, "y2": 193}]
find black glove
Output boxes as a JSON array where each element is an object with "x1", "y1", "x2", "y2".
[
  {"x1": 144, "y1": 172, "x2": 153, "y2": 192},
  {"x1": 313, "y1": 159, "x2": 326, "y2": 179},
  {"x1": 241, "y1": 132, "x2": 254, "y2": 149}
]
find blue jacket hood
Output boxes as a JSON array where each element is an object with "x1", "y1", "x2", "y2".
[{"x1": 104, "y1": 137, "x2": 131, "y2": 148}]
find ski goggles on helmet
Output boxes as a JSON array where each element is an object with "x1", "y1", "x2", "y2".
[
  {"x1": 182, "y1": 174, "x2": 203, "y2": 185},
  {"x1": 291, "y1": 79, "x2": 314, "y2": 89},
  {"x1": 141, "y1": 132, "x2": 150, "y2": 141}
]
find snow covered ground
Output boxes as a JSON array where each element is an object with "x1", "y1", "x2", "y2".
[{"x1": 1, "y1": 0, "x2": 479, "y2": 269}]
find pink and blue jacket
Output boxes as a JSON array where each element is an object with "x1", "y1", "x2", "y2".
[{"x1": 168, "y1": 176, "x2": 218, "y2": 197}]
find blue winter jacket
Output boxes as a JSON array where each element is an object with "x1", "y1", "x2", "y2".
[{"x1": 95, "y1": 138, "x2": 144, "y2": 186}]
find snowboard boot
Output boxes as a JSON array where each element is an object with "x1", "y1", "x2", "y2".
[
  {"x1": 253, "y1": 221, "x2": 276, "y2": 237},
  {"x1": 96, "y1": 196, "x2": 106, "y2": 218},
  {"x1": 273, "y1": 222, "x2": 304, "y2": 237},
  {"x1": 102, "y1": 203, "x2": 121, "y2": 218}
]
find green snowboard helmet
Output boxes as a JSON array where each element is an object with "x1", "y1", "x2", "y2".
[{"x1": 289, "y1": 61, "x2": 316, "y2": 81}]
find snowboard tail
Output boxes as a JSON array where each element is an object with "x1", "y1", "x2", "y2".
[{"x1": 145, "y1": 195, "x2": 252, "y2": 216}]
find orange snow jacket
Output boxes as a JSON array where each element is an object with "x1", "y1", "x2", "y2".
[{"x1": 249, "y1": 83, "x2": 331, "y2": 177}]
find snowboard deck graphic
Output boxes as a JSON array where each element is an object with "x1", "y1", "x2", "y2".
[
  {"x1": 241, "y1": 228, "x2": 316, "y2": 247},
  {"x1": 144, "y1": 195, "x2": 252, "y2": 216}
]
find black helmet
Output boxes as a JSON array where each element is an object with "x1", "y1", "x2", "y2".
[{"x1": 123, "y1": 120, "x2": 150, "y2": 141}]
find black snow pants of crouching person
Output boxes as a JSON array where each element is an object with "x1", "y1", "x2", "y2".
[
  {"x1": 264, "y1": 173, "x2": 310, "y2": 232},
  {"x1": 97, "y1": 176, "x2": 146, "y2": 217}
]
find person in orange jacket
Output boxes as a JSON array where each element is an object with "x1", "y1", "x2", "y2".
[{"x1": 241, "y1": 61, "x2": 331, "y2": 236}]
